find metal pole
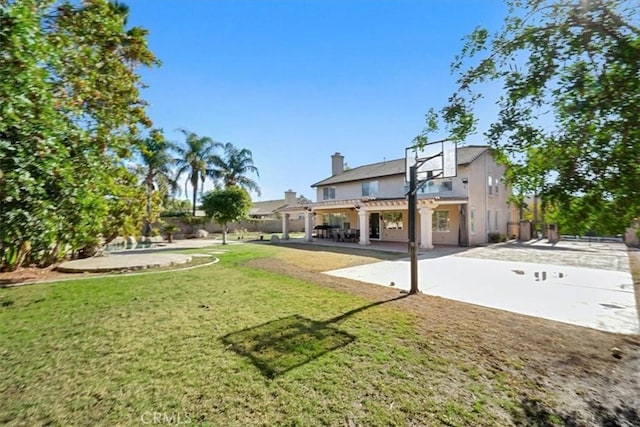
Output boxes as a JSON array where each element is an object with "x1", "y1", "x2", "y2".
[{"x1": 408, "y1": 165, "x2": 419, "y2": 294}]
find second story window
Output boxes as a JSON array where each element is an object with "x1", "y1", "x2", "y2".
[
  {"x1": 362, "y1": 180, "x2": 379, "y2": 197},
  {"x1": 322, "y1": 187, "x2": 336, "y2": 200},
  {"x1": 488, "y1": 176, "x2": 493, "y2": 195}
]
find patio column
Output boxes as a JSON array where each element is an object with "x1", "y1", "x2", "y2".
[
  {"x1": 304, "y1": 211, "x2": 313, "y2": 242},
  {"x1": 358, "y1": 209, "x2": 370, "y2": 245},
  {"x1": 419, "y1": 207, "x2": 434, "y2": 249},
  {"x1": 282, "y1": 213, "x2": 290, "y2": 240}
]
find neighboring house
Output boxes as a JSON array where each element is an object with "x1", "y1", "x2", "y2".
[
  {"x1": 249, "y1": 190, "x2": 311, "y2": 220},
  {"x1": 288, "y1": 146, "x2": 514, "y2": 247}
]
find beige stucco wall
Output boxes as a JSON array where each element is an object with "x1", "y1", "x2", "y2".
[
  {"x1": 466, "y1": 152, "x2": 511, "y2": 245},
  {"x1": 316, "y1": 209, "x2": 359, "y2": 228},
  {"x1": 316, "y1": 174, "x2": 404, "y2": 201}
]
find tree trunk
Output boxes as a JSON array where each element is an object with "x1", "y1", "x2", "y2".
[
  {"x1": 222, "y1": 223, "x2": 227, "y2": 245},
  {"x1": 191, "y1": 177, "x2": 197, "y2": 217}
]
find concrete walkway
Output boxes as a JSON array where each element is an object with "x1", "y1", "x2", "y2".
[
  {"x1": 326, "y1": 241, "x2": 640, "y2": 335},
  {"x1": 57, "y1": 253, "x2": 194, "y2": 273},
  {"x1": 57, "y1": 239, "x2": 229, "y2": 273}
]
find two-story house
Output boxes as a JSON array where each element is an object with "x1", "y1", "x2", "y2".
[{"x1": 293, "y1": 146, "x2": 513, "y2": 247}]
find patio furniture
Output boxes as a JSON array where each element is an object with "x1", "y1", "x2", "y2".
[{"x1": 313, "y1": 224, "x2": 331, "y2": 238}]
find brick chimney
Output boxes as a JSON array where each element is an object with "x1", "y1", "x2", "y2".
[
  {"x1": 331, "y1": 152, "x2": 344, "y2": 176},
  {"x1": 284, "y1": 189, "x2": 296, "y2": 205}
]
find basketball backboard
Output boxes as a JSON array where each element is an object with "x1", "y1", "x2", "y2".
[{"x1": 405, "y1": 139, "x2": 457, "y2": 182}]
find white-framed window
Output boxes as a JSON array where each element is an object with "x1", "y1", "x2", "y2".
[
  {"x1": 362, "y1": 180, "x2": 379, "y2": 197},
  {"x1": 487, "y1": 210, "x2": 491, "y2": 231},
  {"x1": 432, "y1": 211, "x2": 450, "y2": 232},
  {"x1": 382, "y1": 212, "x2": 403, "y2": 230},
  {"x1": 495, "y1": 210, "x2": 499, "y2": 232},
  {"x1": 322, "y1": 187, "x2": 336, "y2": 200},
  {"x1": 488, "y1": 176, "x2": 493, "y2": 195},
  {"x1": 495, "y1": 177, "x2": 500, "y2": 195},
  {"x1": 470, "y1": 208, "x2": 477, "y2": 234}
]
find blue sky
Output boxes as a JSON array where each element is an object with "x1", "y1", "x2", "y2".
[{"x1": 127, "y1": 0, "x2": 508, "y2": 202}]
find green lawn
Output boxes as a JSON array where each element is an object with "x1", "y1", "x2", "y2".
[{"x1": 1, "y1": 244, "x2": 519, "y2": 426}]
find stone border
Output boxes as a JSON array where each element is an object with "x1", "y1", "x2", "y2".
[{"x1": 0, "y1": 258, "x2": 220, "y2": 288}]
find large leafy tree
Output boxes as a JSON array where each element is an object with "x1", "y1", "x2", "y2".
[
  {"x1": 425, "y1": 0, "x2": 640, "y2": 234},
  {"x1": 0, "y1": 0, "x2": 157, "y2": 270},
  {"x1": 201, "y1": 186, "x2": 252, "y2": 245},
  {"x1": 173, "y1": 129, "x2": 221, "y2": 216},
  {"x1": 210, "y1": 142, "x2": 261, "y2": 196}
]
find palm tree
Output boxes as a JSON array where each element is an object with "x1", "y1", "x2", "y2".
[
  {"x1": 210, "y1": 142, "x2": 261, "y2": 196},
  {"x1": 138, "y1": 129, "x2": 177, "y2": 235},
  {"x1": 173, "y1": 129, "x2": 221, "y2": 216}
]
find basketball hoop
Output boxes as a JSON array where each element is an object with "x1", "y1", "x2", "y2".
[
  {"x1": 405, "y1": 139, "x2": 458, "y2": 183},
  {"x1": 405, "y1": 139, "x2": 457, "y2": 295}
]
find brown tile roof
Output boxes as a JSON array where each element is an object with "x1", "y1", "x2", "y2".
[
  {"x1": 312, "y1": 145, "x2": 489, "y2": 187},
  {"x1": 249, "y1": 199, "x2": 288, "y2": 216},
  {"x1": 250, "y1": 196, "x2": 312, "y2": 216}
]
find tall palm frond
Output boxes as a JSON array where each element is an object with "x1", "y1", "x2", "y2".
[
  {"x1": 209, "y1": 142, "x2": 261, "y2": 196},
  {"x1": 173, "y1": 129, "x2": 222, "y2": 216}
]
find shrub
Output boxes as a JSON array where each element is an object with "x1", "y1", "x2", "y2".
[
  {"x1": 488, "y1": 233, "x2": 508, "y2": 243},
  {"x1": 162, "y1": 224, "x2": 180, "y2": 243}
]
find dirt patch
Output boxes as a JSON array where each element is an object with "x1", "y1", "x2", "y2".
[
  {"x1": 270, "y1": 244, "x2": 403, "y2": 272},
  {"x1": 246, "y1": 250, "x2": 640, "y2": 426},
  {"x1": 0, "y1": 266, "x2": 78, "y2": 286}
]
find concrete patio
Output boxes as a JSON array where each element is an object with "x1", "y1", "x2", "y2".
[{"x1": 325, "y1": 240, "x2": 640, "y2": 335}]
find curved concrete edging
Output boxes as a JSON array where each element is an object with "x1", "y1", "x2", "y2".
[
  {"x1": 57, "y1": 253, "x2": 194, "y2": 273},
  {"x1": 1, "y1": 257, "x2": 220, "y2": 288}
]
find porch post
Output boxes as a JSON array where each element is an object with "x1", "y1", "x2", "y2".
[
  {"x1": 282, "y1": 213, "x2": 290, "y2": 240},
  {"x1": 304, "y1": 211, "x2": 313, "y2": 242},
  {"x1": 419, "y1": 207, "x2": 434, "y2": 249},
  {"x1": 358, "y1": 209, "x2": 370, "y2": 245}
]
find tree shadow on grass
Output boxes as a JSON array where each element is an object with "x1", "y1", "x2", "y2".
[
  {"x1": 220, "y1": 295, "x2": 409, "y2": 378},
  {"x1": 513, "y1": 397, "x2": 640, "y2": 427}
]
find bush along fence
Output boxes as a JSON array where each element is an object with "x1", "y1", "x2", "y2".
[{"x1": 157, "y1": 217, "x2": 305, "y2": 239}]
